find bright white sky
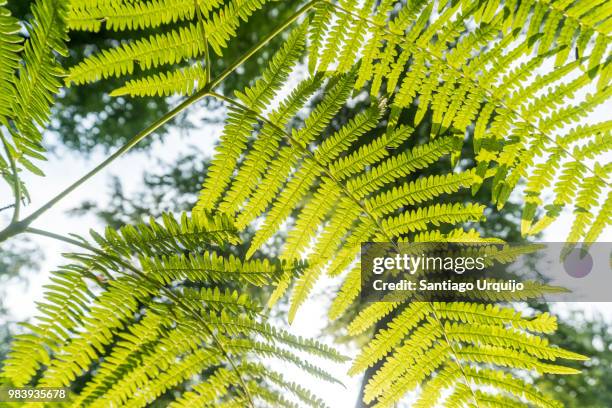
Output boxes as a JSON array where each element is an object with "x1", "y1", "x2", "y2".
[{"x1": 0, "y1": 79, "x2": 610, "y2": 407}]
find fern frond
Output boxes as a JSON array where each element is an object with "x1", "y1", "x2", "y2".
[
  {"x1": 584, "y1": 190, "x2": 611, "y2": 243},
  {"x1": 305, "y1": 0, "x2": 611, "y2": 243},
  {"x1": 365, "y1": 171, "x2": 475, "y2": 217},
  {"x1": 432, "y1": 302, "x2": 558, "y2": 333},
  {"x1": 327, "y1": 263, "x2": 361, "y2": 320},
  {"x1": 365, "y1": 320, "x2": 444, "y2": 400},
  {"x1": 2, "y1": 265, "x2": 95, "y2": 386},
  {"x1": 235, "y1": 22, "x2": 308, "y2": 112},
  {"x1": 168, "y1": 366, "x2": 237, "y2": 407},
  {"x1": 71, "y1": 311, "x2": 170, "y2": 406},
  {"x1": 190, "y1": 42, "x2": 584, "y2": 401},
  {"x1": 91, "y1": 211, "x2": 239, "y2": 258},
  {"x1": 232, "y1": 70, "x2": 356, "y2": 231},
  {"x1": 307, "y1": 1, "x2": 334, "y2": 73},
  {"x1": 0, "y1": 2, "x2": 22, "y2": 122},
  {"x1": 345, "y1": 244, "x2": 580, "y2": 405},
  {"x1": 110, "y1": 65, "x2": 208, "y2": 97},
  {"x1": 67, "y1": 0, "x2": 223, "y2": 32},
  {"x1": 223, "y1": 338, "x2": 341, "y2": 384},
  {"x1": 346, "y1": 135, "x2": 462, "y2": 197},
  {"x1": 141, "y1": 250, "x2": 305, "y2": 287},
  {"x1": 317, "y1": 0, "x2": 357, "y2": 73},
  {"x1": 328, "y1": 124, "x2": 413, "y2": 179},
  {"x1": 353, "y1": 299, "x2": 585, "y2": 407},
  {"x1": 466, "y1": 367, "x2": 563, "y2": 408},
  {"x1": 347, "y1": 301, "x2": 402, "y2": 336},
  {"x1": 3, "y1": 213, "x2": 344, "y2": 407},
  {"x1": 196, "y1": 23, "x2": 307, "y2": 211},
  {"x1": 67, "y1": 23, "x2": 206, "y2": 85},
  {"x1": 200, "y1": 69, "x2": 496, "y2": 330},
  {"x1": 204, "y1": 0, "x2": 274, "y2": 56},
  {"x1": 446, "y1": 322, "x2": 587, "y2": 361},
  {"x1": 371, "y1": 342, "x2": 451, "y2": 406},
  {"x1": 381, "y1": 203, "x2": 485, "y2": 236},
  {"x1": 219, "y1": 74, "x2": 323, "y2": 215},
  {"x1": 413, "y1": 364, "x2": 462, "y2": 408},
  {"x1": 0, "y1": 0, "x2": 68, "y2": 178},
  {"x1": 249, "y1": 102, "x2": 382, "y2": 259},
  {"x1": 67, "y1": 0, "x2": 269, "y2": 58},
  {"x1": 474, "y1": 390, "x2": 537, "y2": 408},
  {"x1": 349, "y1": 302, "x2": 431, "y2": 375},
  {"x1": 458, "y1": 345, "x2": 581, "y2": 375}
]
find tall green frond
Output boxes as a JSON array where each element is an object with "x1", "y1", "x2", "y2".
[
  {"x1": 196, "y1": 22, "x2": 308, "y2": 211},
  {"x1": 0, "y1": 0, "x2": 68, "y2": 183},
  {"x1": 67, "y1": 23, "x2": 207, "y2": 85}
]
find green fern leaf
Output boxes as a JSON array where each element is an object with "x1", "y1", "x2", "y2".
[
  {"x1": 0, "y1": 0, "x2": 68, "y2": 178},
  {"x1": 3, "y1": 213, "x2": 345, "y2": 407},
  {"x1": 196, "y1": 23, "x2": 307, "y2": 211},
  {"x1": 67, "y1": 23, "x2": 207, "y2": 85},
  {"x1": 110, "y1": 65, "x2": 208, "y2": 97}
]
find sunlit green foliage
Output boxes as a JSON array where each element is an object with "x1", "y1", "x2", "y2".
[
  {"x1": 1, "y1": 0, "x2": 610, "y2": 406},
  {"x1": 3, "y1": 212, "x2": 345, "y2": 407},
  {"x1": 0, "y1": 0, "x2": 67, "y2": 197}
]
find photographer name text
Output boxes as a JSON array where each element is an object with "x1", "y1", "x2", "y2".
[{"x1": 372, "y1": 279, "x2": 525, "y2": 293}]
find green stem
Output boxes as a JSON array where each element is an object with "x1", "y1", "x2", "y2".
[
  {"x1": 26, "y1": 227, "x2": 91, "y2": 248},
  {"x1": 194, "y1": 0, "x2": 212, "y2": 82},
  {"x1": 0, "y1": 91, "x2": 210, "y2": 243},
  {"x1": 0, "y1": 129, "x2": 21, "y2": 224}
]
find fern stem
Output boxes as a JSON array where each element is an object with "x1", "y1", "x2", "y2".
[
  {"x1": 207, "y1": 0, "x2": 321, "y2": 90},
  {"x1": 0, "y1": 129, "x2": 21, "y2": 224},
  {"x1": 325, "y1": 0, "x2": 610, "y2": 190},
  {"x1": 26, "y1": 227, "x2": 90, "y2": 248},
  {"x1": 194, "y1": 0, "x2": 211, "y2": 83},
  {"x1": 0, "y1": 91, "x2": 210, "y2": 243},
  {"x1": 430, "y1": 307, "x2": 482, "y2": 408},
  {"x1": 24, "y1": 225, "x2": 258, "y2": 408}
]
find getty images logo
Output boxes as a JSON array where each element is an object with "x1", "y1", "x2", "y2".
[{"x1": 563, "y1": 246, "x2": 594, "y2": 279}]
